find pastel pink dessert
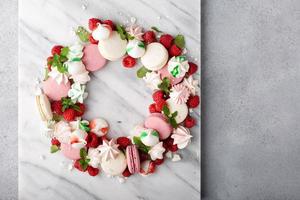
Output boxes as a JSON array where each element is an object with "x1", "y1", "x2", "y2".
[
  {"x1": 126, "y1": 145, "x2": 140, "y2": 174},
  {"x1": 158, "y1": 65, "x2": 184, "y2": 85},
  {"x1": 42, "y1": 77, "x2": 70, "y2": 101},
  {"x1": 144, "y1": 113, "x2": 173, "y2": 140},
  {"x1": 60, "y1": 143, "x2": 81, "y2": 160},
  {"x1": 82, "y1": 44, "x2": 107, "y2": 72}
]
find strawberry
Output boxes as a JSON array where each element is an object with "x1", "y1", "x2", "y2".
[
  {"x1": 188, "y1": 62, "x2": 198, "y2": 76},
  {"x1": 102, "y1": 19, "x2": 115, "y2": 30},
  {"x1": 117, "y1": 137, "x2": 131, "y2": 149},
  {"x1": 143, "y1": 31, "x2": 156, "y2": 44},
  {"x1": 155, "y1": 99, "x2": 167, "y2": 112},
  {"x1": 184, "y1": 115, "x2": 196, "y2": 128},
  {"x1": 159, "y1": 34, "x2": 173, "y2": 49},
  {"x1": 88, "y1": 18, "x2": 101, "y2": 31},
  {"x1": 187, "y1": 95, "x2": 200, "y2": 108},
  {"x1": 169, "y1": 44, "x2": 182, "y2": 57},
  {"x1": 85, "y1": 132, "x2": 100, "y2": 148},
  {"x1": 152, "y1": 90, "x2": 165, "y2": 102},
  {"x1": 149, "y1": 103, "x2": 157, "y2": 113},
  {"x1": 63, "y1": 108, "x2": 76, "y2": 121},
  {"x1": 47, "y1": 56, "x2": 53, "y2": 71},
  {"x1": 51, "y1": 100, "x2": 63, "y2": 115},
  {"x1": 88, "y1": 34, "x2": 98, "y2": 44},
  {"x1": 51, "y1": 45, "x2": 63, "y2": 56},
  {"x1": 122, "y1": 168, "x2": 132, "y2": 177},
  {"x1": 74, "y1": 160, "x2": 86, "y2": 172},
  {"x1": 51, "y1": 138, "x2": 61, "y2": 147},
  {"x1": 87, "y1": 166, "x2": 100, "y2": 176},
  {"x1": 153, "y1": 158, "x2": 164, "y2": 165},
  {"x1": 75, "y1": 103, "x2": 85, "y2": 117},
  {"x1": 122, "y1": 56, "x2": 136, "y2": 68}
]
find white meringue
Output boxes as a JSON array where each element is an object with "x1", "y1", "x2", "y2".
[
  {"x1": 92, "y1": 24, "x2": 112, "y2": 40},
  {"x1": 183, "y1": 76, "x2": 200, "y2": 95},
  {"x1": 171, "y1": 126, "x2": 192, "y2": 149},
  {"x1": 97, "y1": 139, "x2": 120, "y2": 161},
  {"x1": 53, "y1": 121, "x2": 72, "y2": 144},
  {"x1": 169, "y1": 83, "x2": 190, "y2": 104},
  {"x1": 70, "y1": 71, "x2": 91, "y2": 84},
  {"x1": 126, "y1": 39, "x2": 146, "y2": 58},
  {"x1": 148, "y1": 142, "x2": 165, "y2": 160},
  {"x1": 140, "y1": 129, "x2": 159, "y2": 147},
  {"x1": 68, "y1": 82, "x2": 88, "y2": 103},
  {"x1": 126, "y1": 24, "x2": 144, "y2": 41},
  {"x1": 143, "y1": 71, "x2": 162, "y2": 90},
  {"x1": 66, "y1": 61, "x2": 86, "y2": 75},
  {"x1": 69, "y1": 129, "x2": 88, "y2": 149},
  {"x1": 88, "y1": 148, "x2": 101, "y2": 168},
  {"x1": 48, "y1": 67, "x2": 69, "y2": 85},
  {"x1": 67, "y1": 43, "x2": 84, "y2": 61},
  {"x1": 167, "y1": 56, "x2": 190, "y2": 78}
]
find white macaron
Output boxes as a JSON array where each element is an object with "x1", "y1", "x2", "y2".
[
  {"x1": 141, "y1": 42, "x2": 168, "y2": 71},
  {"x1": 36, "y1": 94, "x2": 53, "y2": 121}
]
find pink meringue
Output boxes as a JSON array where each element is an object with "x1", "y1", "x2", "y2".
[
  {"x1": 169, "y1": 84, "x2": 190, "y2": 104},
  {"x1": 171, "y1": 126, "x2": 192, "y2": 149},
  {"x1": 126, "y1": 24, "x2": 144, "y2": 41}
]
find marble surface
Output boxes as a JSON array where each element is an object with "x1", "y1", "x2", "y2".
[{"x1": 19, "y1": 0, "x2": 200, "y2": 200}]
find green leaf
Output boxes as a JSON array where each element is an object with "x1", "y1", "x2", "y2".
[
  {"x1": 116, "y1": 24, "x2": 127, "y2": 40},
  {"x1": 80, "y1": 148, "x2": 87, "y2": 159},
  {"x1": 71, "y1": 57, "x2": 81, "y2": 62},
  {"x1": 76, "y1": 26, "x2": 90, "y2": 43},
  {"x1": 44, "y1": 67, "x2": 49, "y2": 81},
  {"x1": 52, "y1": 54, "x2": 68, "y2": 73},
  {"x1": 158, "y1": 77, "x2": 171, "y2": 94},
  {"x1": 79, "y1": 122, "x2": 91, "y2": 132},
  {"x1": 60, "y1": 47, "x2": 69, "y2": 57},
  {"x1": 133, "y1": 136, "x2": 150, "y2": 153},
  {"x1": 138, "y1": 42, "x2": 145, "y2": 49},
  {"x1": 172, "y1": 111, "x2": 178, "y2": 118},
  {"x1": 136, "y1": 66, "x2": 151, "y2": 78},
  {"x1": 52, "y1": 114, "x2": 63, "y2": 122},
  {"x1": 151, "y1": 26, "x2": 162, "y2": 33},
  {"x1": 169, "y1": 117, "x2": 178, "y2": 128},
  {"x1": 174, "y1": 34, "x2": 185, "y2": 49},
  {"x1": 162, "y1": 105, "x2": 170, "y2": 116},
  {"x1": 126, "y1": 32, "x2": 135, "y2": 40},
  {"x1": 50, "y1": 145, "x2": 60, "y2": 153}
]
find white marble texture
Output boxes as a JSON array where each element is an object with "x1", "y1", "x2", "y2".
[{"x1": 19, "y1": 0, "x2": 200, "y2": 199}]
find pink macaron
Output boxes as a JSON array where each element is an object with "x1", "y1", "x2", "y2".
[
  {"x1": 158, "y1": 65, "x2": 184, "y2": 85},
  {"x1": 144, "y1": 113, "x2": 173, "y2": 140},
  {"x1": 126, "y1": 145, "x2": 140, "y2": 174},
  {"x1": 60, "y1": 143, "x2": 81, "y2": 160},
  {"x1": 42, "y1": 77, "x2": 70, "y2": 101},
  {"x1": 82, "y1": 44, "x2": 107, "y2": 72}
]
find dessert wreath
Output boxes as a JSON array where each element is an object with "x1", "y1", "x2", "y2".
[{"x1": 35, "y1": 17, "x2": 200, "y2": 180}]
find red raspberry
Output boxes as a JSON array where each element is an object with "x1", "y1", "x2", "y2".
[
  {"x1": 51, "y1": 45, "x2": 63, "y2": 56},
  {"x1": 47, "y1": 56, "x2": 53, "y2": 71},
  {"x1": 122, "y1": 168, "x2": 132, "y2": 177},
  {"x1": 51, "y1": 100, "x2": 63, "y2": 115},
  {"x1": 51, "y1": 138, "x2": 61, "y2": 147},
  {"x1": 75, "y1": 103, "x2": 85, "y2": 117},
  {"x1": 117, "y1": 137, "x2": 131, "y2": 149},
  {"x1": 152, "y1": 90, "x2": 165, "y2": 102},
  {"x1": 85, "y1": 132, "x2": 100, "y2": 148},
  {"x1": 88, "y1": 18, "x2": 101, "y2": 31},
  {"x1": 188, "y1": 62, "x2": 198, "y2": 76},
  {"x1": 87, "y1": 166, "x2": 100, "y2": 176},
  {"x1": 102, "y1": 20, "x2": 115, "y2": 30},
  {"x1": 143, "y1": 31, "x2": 156, "y2": 44},
  {"x1": 159, "y1": 34, "x2": 174, "y2": 49},
  {"x1": 163, "y1": 137, "x2": 178, "y2": 152},
  {"x1": 168, "y1": 144, "x2": 178, "y2": 152},
  {"x1": 148, "y1": 161, "x2": 156, "y2": 173},
  {"x1": 149, "y1": 103, "x2": 157, "y2": 113},
  {"x1": 139, "y1": 151, "x2": 150, "y2": 162},
  {"x1": 184, "y1": 115, "x2": 196, "y2": 128},
  {"x1": 74, "y1": 160, "x2": 86, "y2": 172},
  {"x1": 155, "y1": 99, "x2": 167, "y2": 112},
  {"x1": 153, "y1": 158, "x2": 164, "y2": 165},
  {"x1": 122, "y1": 56, "x2": 136, "y2": 68},
  {"x1": 63, "y1": 108, "x2": 76, "y2": 121},
  {"x1": 169, "y1": 44, "x2": 182, "y2": 57},
  {"x1": 187, "y1": 95, "x2": 200, "y2": 108},
  {"x1": 88, "y1": 34, "x2": 98, "y2": 44}
]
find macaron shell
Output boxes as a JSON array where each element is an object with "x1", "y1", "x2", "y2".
[
  {"x1": 126, "y1": 145, "x2": 140, "y2": 174},
  {"x1": 141, "y1": 42, "x2": 168, "y2": 71},
  {"x1": 101, "y1": 152, "x2": 127, "y2": 176},
  {"x1": 42, "y1": 77, "x2": 71, "y2": 101},
  {"x1": 82, "y1": 44, "x2": 107, "y2": 72},
  {"x1": 144, "y1": 113, "x2": 173, "y2": 140},
  {"x1": 166, "y1": 99, "x2": 188, "y2": 123},
  {"x1": 36, "y1": 94, "x2": 53, "y2": 121},
  {"x1": 158, "y1": 65, "x2": 184, "y2": 85},
  {"x1": 61, "y1": 143, "x2": 81, "y2": 160},
  {"x1": 97, "y1": 31, "x2": 127, "y2": 61}
]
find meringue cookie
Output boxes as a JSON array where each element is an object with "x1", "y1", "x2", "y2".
[
  {"x1": 126, "y1": 39, "x2": 146, "y2": 58},
  {"x1": 48, "y1": 67, "x2": 69, "y2": 85},
  {"x1": 148, "y1": 142, "x2": 165, "y2": 160},
  {"x1": 183, "y1": 76, "x2": 200, "y2": 95},
  {"x1": 66, "y1": 61, "x2": 86, "y2": 75},
  {"x1": 70, "y1": 71, "x2": 90, "y2": 84},
  {"x1": 126, "y1": 24, "x2": 144, "y2": 41},
  {"x1": 88, "y1": 148, "x2": 101, "y2": 168},
  {"x1": 143, "y1": 71, "x2": 162, "y2": 90},
  {"x1": 69, "y1": 129, "x2": 88, "y2": 149},
  {"x1": 140, "y1": 129, "x2": 159, "y2": 147},
  {"x1": 169, "y1": 83, "x2": 190, "y2": 104},
  {"x1": 89, "y1": 118, "x2": 109, "y2": 137},
  {"x1": 171, "y1": 126, "x2": 192, "y2": 149},
  {"x1": 101, "y1": 152, "x2": 127, "y2": 176},
  {"x1": 67, "y1": 43, "x2": 84, "y2": 61},
  {"x1": 68, "y1": 82, "x2": 88, "y2": 103},
  {"x1": 167, "y1": 56, "x2": 190, "y2": 78},
  {"x1": 92, "y1": 23, "x2": 112, "y2": 40},
  {"x1": 166, "y1": 98, "x2": 188, "y2": 123},
  {"x1": 97, "y1": 139, "x2": 120, "y2": 161},
  {"x1": 53, "y1": 121, "x2": 72, "y2": 144}
]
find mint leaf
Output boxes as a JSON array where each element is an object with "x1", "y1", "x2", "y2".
[
  {"x1": 158, "y1": 77, "x2": 171, "y2": 94},
  {"x1": 52, "y1": 114, "x2": 63, "y2": 122},
  {"x1": 162, "y1": 105, "x2": 178, "y2": 128},
  {"x1": 174, "y1": 34, "x2": 185, "y2": 49},
  {"x1": 50, "y1": 145, "x2": 60, "y2": 153},
  {"x1": 169, "y1": 117, "x2": 178, "y2": 128},
  {"x1": 76, "y1": 26, "x2": 90, "y2": 43},
  {"x1": 138, "y1": 42, "x2": 145, "y2": 49},
  {"x1": 162, "y1": 105, "x2": 170, "y2": 116},
  {"x1": 60, "y1": 47, "x2": 69, "y2": 57},
  {"x1": 80, "y1": 148, "x2": 87, "y2": 159},
  {"x1": 79, "y1": 121, "x2": 91, "y2": 132},
  {"x1": 151, "y1": 26, "x2": 162, "y2": 33},
  {"x1": 133, "y1": 136, "x2": 150, "y2": 153},
  {"x1": 116, "y1": 24, "x2": 127, "y2": 40},
  {"x1": 137, "y1": 66, "x2": 151, "y2": 78},
  {"x1": 61, "y1": 97, "x2": 80, "y2": 111},
  {"x1": 52, "y1": 54, "x2": 67, "y2": 73}
]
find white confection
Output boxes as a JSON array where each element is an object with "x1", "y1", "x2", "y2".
[
  {"x1": 172, "y1": 154, "x2": 181, "y2": 162},
  {"x1": 130, "y1": 124, "x2": 145, "y2": 137},
  {"x1": 90, "y1": 118, "x2": 109, "y2": 137},
  {"x1": 166, "y1": 98, "x2": 188, "y2": 123},
  {"x1": 67, "y1": 61, "x2": 86, "y2": 75},
  {"x1": 98, "y1": 31, "x2": 127, "y2": 61},
  {"x1": 101, "y1": 152, "x2": 127, "y2": 176},
  {"x1": 140, "y1": 129, "x2": 159, "y2": 147},
  {"x1": 167, "y1": 56, "x2": 189, "y2": 78},
  {"x1": 126, "y1": 39, "x2": 146, "y2": 58},
  {"x1": 141, "y1": 42, "x2": 168, "y2": 71},
  {"x1": 70, "y1": 129, "x2": 88, "y2": 149},
  {"x1": 92, "y1": 24, "x2": 111, "y2": 40}
]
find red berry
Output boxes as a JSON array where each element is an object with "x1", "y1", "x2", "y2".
[
  {"x1": 102, "y1": 20, "x2": 115, "y2": 30},
  {"x1": 159, "y1": 34, "x2": 174, "y2": 49},
  {"x1": 168, "y1": 144, "x2": 178, "y2": 152},
  {"x1": 51, "y1": 45, "x2": 63, "y2": 56},
  {"x1": 122, "y1": 168, "x2": 132, "y2": 177},
  {"x1": 75, "y1": 103, "x2": 85, "y2": 117},
  {"x1": 85, "y1": 132, "x2": 100, "y2": 148},
  {"x1": 148, "y1": 161, "x2": 156, "y2": 173},
  {"x1": 117, "y1": 137, "x2": 131, "y2": 149},
  {"x1": 188, "y1": 62, "x2": 198, "y2": 76},
  {"x1": 187, "y1": 95, "x2": 200, "y2": 108},
  {"x1": 122, "y1": 55, "x2": 136, "y2": 68},
  {"x1": 143, "y1": 31, "x2": 156, "y2": 44},
  {"x1": 47, "y1": 56, "x2": 53, "y2": 71},
  {"x1": 51, "y1": 138, "x2": 61, "y2": 147},
  {"x1": 87, "y1": 166, "x2": 100, "y2": 176},
  {"x1": 51, "y1": 100, "x2": 63, "y2": 115},
  {"x1": 163, "y1": 137, "x2": 177, "y2": 152},
  {"x1": 63, "y1": 108, "x2": 76, "y2": 121},
  {"x1": 153, "y1": 158, "x2": 164, "y2": 165},
  {"x1": 149, "y1": 103, "x2": 157, "y2": 113},
  {"x1": 74, "y1": 160, "x2": 86, "y2": 172},
  {"x1": 184, "y1": 115, "x2": 196, "y2": 128},
  {"x1": 139, "y1": 151, "x2": 150, "y2": 162},
  {"x1": 155, "y1": 99, "x2": 167, "y2": 112},
  {"x1": 169, "y1": 44, "x2": 182, "y2": 57},
  {"x1": 88, "y1": 34, "x2": 98, "y2": 44},
  {"x1": 88, "y1": 18, "x2": 101, "y2": 31},
  {"x1": 152, "y1": 90, "x2": 165, "y2": 102}
]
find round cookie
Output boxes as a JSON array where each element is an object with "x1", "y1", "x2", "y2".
[
  {"x1": 89, "y1": 118, "x2": 109, "y2": 137},
  {"x1": 126, "y1": 39, "x2": 145, "y2": 58},
  {"x1": 97, "y1": 31, "x2": 127, "y2": 61},
  {"x1": 101, "y1": 152, "x2": 127, "y2": 176},
  {"x1": 82, "y1": 44, "x2": 107, "y2": 72},
  {"x1": 158, "y1": 65, "x2": 184, "y2": 85},
  {"x1": 141, "y1": 42, "x2": 168, "y2": 71},
  {"x1": 166, "y1": 98, "x2": 188, "y2": 123},
  {"x1": 42, "y1": 77, "x2": 71, "y2": 101},
  {"x1": 61, "y1": 143, "x2": 81, "y2": 160},
  {"x1": 144, "y1": 113, "x2": 173, "y2": 140},
  {"x1": 36, "y1": 94, "x2": 53, "y2": 121}
]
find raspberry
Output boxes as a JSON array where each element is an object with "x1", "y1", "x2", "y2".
[
  {"x1": 163, "y1": 137, "x2": 178, "y2": 152},
  {"x1": 75, "y1": 103, "x2": 85, "y2": 117},
  {"x1": 148, "y1": 161, "x2": 156, "y2": 173},
  {"x1": 88, "y1": 18, "x2": 101, "y2": 31},
  {"x1": 51, "y1": 138, "x2": 61, "y2": 147},
  {"x1": 152, "y1": 90, "x2": 165, "y2": 102},
  {"x1": 184, "y1": 115, "x2": 196, "y2": 128},
  {"x1": 63, "y1": 108, "x2": 76, "y2": 121},
  {"x1": 159, "y1": 34, "x2": 173, "y2": 49},
  {"x1": 153, "y1": 158, "x2": 164, "y2": 165},
  {"x1": 117, "y1": 137, "x2": 131, "y2": 149},
  {"x1": 85, "y1": 132, "x2": 100, "y2": 148},
  {"x1": 169, "y1": 44, "x2": 182, "y2": 57},
  {"x1": 168, "y1": 144, "x2": 178, "y2": 152},
  {"x1": 155, "y1": 99, "x2": 167, "y2": 112},
  {"x1": 149, "y1": 103, "x2": 157, "y2": 113},
  {"x1": 122, "y1": 168, "x2": 132, "y2": 177},
  {"x1": 187, "y1": 95, "x2": 200, "y2": 108},
  {"x1": 88, "y1": 34, "x2": 98, "y2": 44},
  {"x1": 51, "y1": 45, "x2": 63, "y2": 56},
  {"x1": 102, "y1": 20, "x2": 115, "y2": 30},
  {"x1": 87, "y1": 166, "x2": 100, "y2": 176},
  {"x1": 188, "y1": 62, "x2": 198, "y2": 76},
  {"x1": 139, "y1": 151, "x2": 150, "y2": 162},
  {"x1": 47, "y1": 56, "x2": 53, "y2": 71},
  {"x1": 143, "y1": 31, "x2": 156, "y2": 44},
  {"x1": 51, "y1": 100, "x2": 63, "y2": 115},
  {"x1": 74, "y1": 160, "x2": 86, "y2": 172},
  {"x1": 122, "y1": 55, "x2": 136, "y2": 68}
]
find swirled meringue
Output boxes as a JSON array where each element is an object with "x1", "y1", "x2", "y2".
[
  {"x1": 48, "y1": 67, "x2": 69, "y2": 85},
  {"x1": 97, "y1": 139, "x2": 120, "y2": 161},
  {"x1": 148, "y1": 142, "x2": 165, "y2": 160},
  {"x1": 54, "y1": 121, "x2": 72, "y2": 143},
  {"x1": 126, "y1": 39, "x2": 145, "y2": 58},
  {"x1": 67, "y1": 43, "x2": 84, "y2": 61},
  {"x1": 69, "y1": 129, "x2": 88, "y2": 149},
  {"x1": 126, "y1": 24, "x2": 144, "y2": 41},
  {"x1": 171, "y1": 126, "x2": 192, "y2": 149},
  {"x1": 70, "y1": 71, "x2": 90, "y2": 84},
  {"x1": 92, "y1": 23, "x2": 112, "y2": 40},
  {"x1": 88, "y1": 148, "x2": 102, "y2": 168},
  {"x1": 167, "y1": 56, "x2": 190, "y2": 78},
  {"x1": 170, "y1": 83, "x2": 190, "y2": 104},
  {"x1": 183, "y1": 76, "x2": 200, "y2": 95},
  {"x1": 68, "y1": 82, "x2": 88, "y2": 103},
  {"x1": 143, "y1": 71, "x2": 162, "y2": 90}
]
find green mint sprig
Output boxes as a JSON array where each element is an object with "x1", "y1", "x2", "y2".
[
  {"x1": 49, "y1": 54, "x2": 68, "y2": 73},
  {"x1": 133, "y1": 136, "x2": 151, "y2": 153},
  {"x1": 136, "y1": 66, "x2": 151, "y2": 78},
  {"x1": 116, "y1": 24, "x2": 134, "y2": 40},
  {"x1": 162, "y1": 105, "x2": 178, "y2": 128},
  {"x1": 79, "y1": 121, "x2": 90, "y2": 132},
  {"x1": 79, "y1": 148, "x2": 90, "y2": 171},
  {"x1": 61, "y1": 97, "x2": 80, "y2": 112},
  {"x1": 174, "y1": 34, "x2": 185, "y2": 49},
  {"x1": 158, "y1": 77, "x2": 171, "y2": 94},
  {"x1": 50, "y1": 145, "x2": 60, "y2": 153},
  {"x1": 151, "y1": 26, "x2": 162, "y2": 33},
  {"x1": 76, "y1": 26, "x2": 90, "y2": 43}
]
